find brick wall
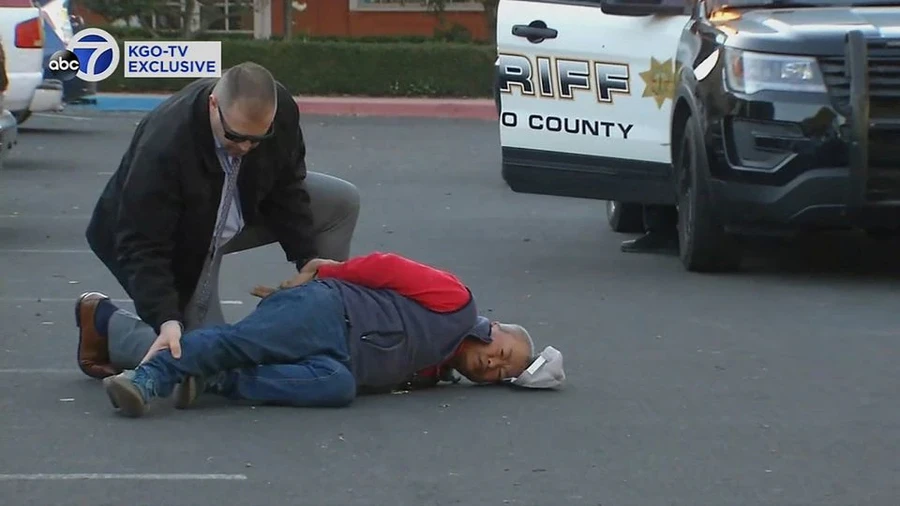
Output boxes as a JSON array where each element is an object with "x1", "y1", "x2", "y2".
[{"x1": 73, "y1": 0, "x2": 490, "y2": 40}]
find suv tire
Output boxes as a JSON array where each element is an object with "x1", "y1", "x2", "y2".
[
  {"x1": 606, "y1": 200, "x2": 644, "y2": 233},
  {"x1": 675, "y1": 115, "x2": 742, "y2": 272}
]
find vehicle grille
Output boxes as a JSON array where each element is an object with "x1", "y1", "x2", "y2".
[
  {"x1": 819, "y1": 38, "x2": 900, "y2": 202},
  {"x1": 867, "y1": 129, "x2": 900, "y2": 202},
  {"x1": 818, "y1": 38, "x2": 900, "y2": 120}
]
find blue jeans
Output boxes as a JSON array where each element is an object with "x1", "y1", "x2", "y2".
[{"x1": 133, "y1": 280, "x2": 356, "y2": 407}]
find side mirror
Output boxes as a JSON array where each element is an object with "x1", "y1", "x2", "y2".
[{"x1": 600, "y1": 0, "x2": 689, "y2": 16}]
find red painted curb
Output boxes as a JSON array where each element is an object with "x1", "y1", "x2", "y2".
[{"x1": 294, "y1": 96, "x2": 498, "y2": 121}]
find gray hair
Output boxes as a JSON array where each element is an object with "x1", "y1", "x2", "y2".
[
  {"x1": 213, "y1": 61, "x2": 277, "y2": 118},
  {"x1": 500, "y1": 323, "x2": 536, "y2": 361}
]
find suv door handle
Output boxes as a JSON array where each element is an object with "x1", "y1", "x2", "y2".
[{"x1": 512, "y1": 23, "x2": 558, "y2": 42}]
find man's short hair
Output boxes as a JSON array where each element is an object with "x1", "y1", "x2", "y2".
[
  {"x1": 502, "y1": 323, "x2": 536, "y2": 362},
  {"x1": 213, "y1": 61, "x2": 277, "y2": 117}
]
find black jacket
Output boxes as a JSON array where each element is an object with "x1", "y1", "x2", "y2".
[{"x1": 86, "y1": 78, "x2": 317, "y2": 332}]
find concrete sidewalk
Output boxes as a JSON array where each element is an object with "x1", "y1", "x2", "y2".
[{"x1": 75, "y1": 93, "x2": 498, "y2": 120}]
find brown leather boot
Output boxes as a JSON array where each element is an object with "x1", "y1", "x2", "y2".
[{"x1": 75, "y1": 292, "x2": 120, "y2": 379}]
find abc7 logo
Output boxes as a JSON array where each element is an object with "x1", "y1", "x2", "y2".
[{"x1": 48, "y1": 50, "x2": 80, "y2": 81}]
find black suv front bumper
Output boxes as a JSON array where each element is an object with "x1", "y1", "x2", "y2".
[{"x1": 710, "y1": 32, "x2": 900, "y2": 232}]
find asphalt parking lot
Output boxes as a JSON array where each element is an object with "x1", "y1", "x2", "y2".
[{"x1": 0, "y1": 109, "x2": 898, "y2": 506}]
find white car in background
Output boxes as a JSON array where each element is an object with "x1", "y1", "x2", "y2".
[{"x1": 0, "y1": 0, "x2": 63, "y2": 124}]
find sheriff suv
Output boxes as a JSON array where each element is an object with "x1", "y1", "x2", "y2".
[{"x1": 494, "y1": 0, "x2": 900, "y2": 272}]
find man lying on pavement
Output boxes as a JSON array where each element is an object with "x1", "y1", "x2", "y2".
[{"x1": 97, "y1": 251, "x2": 566, "y2": 417}]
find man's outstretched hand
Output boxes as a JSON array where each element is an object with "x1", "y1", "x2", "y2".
[
  {"x1": 250, "y1": 285, "x2": 277, "y2": 298},
  {"x1": 250, "y1": 258, "x2": 343, "y2": 298}
]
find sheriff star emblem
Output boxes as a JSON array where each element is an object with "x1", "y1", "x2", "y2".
[{"x1": 639, "y1": 57, "x2": 677, "y2": 109}]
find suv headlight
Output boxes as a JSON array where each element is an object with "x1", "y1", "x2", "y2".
[{"x1": 724, "y1": 48, "x2": 826, "y2": 94}]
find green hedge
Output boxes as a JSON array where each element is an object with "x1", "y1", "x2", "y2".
[{"x1": 98, "y1": 38, "x2": 497, "y2": 98}]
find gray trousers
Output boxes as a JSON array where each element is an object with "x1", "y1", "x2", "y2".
[{"x1": 106, "y1": 171, "x2": 361, "y2": 369}]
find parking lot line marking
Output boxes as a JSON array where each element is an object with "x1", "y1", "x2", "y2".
[
  {"x1": 0, "y1": 297, "x2": 244, "y2": 305},
  {"x1": 0, "y1": 473, "x2": 247, "y2": 481},
  {"x1": 33, "y1": 113, "x2": 94, "y2": 121}
]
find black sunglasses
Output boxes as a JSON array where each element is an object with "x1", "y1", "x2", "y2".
[{"x1": 217, "y1": 106, "x2": 274, "y2": 144}]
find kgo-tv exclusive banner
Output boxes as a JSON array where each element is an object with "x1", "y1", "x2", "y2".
[{"x1": 123, "y1": 41, "x2": 222, "y2": 78}]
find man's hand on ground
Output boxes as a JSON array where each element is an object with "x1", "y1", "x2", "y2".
[{"x1": 140, "y1": 320, "x2": 183, "y2": 363}]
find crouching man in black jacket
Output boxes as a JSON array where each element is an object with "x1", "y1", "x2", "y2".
[{"x1": 76, "y1": 62, "x2": 360, "y2": 379}]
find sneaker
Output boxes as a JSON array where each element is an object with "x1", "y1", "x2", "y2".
[
  {"x1": 173, "y1": 372, "x2": 228, "y2": 410},
  {"x1": 173, "y1": 376, "x2": 204, "y2": 410},
  {"x1": 102, "y1": 370, "x2": 149, "y2": 418}
]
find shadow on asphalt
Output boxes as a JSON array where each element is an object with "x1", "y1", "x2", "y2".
[
  {"x1": 17, "y1": 126, "x2": 97, "y2": 135},
  {"x1": 1, "y1": 156, "x2": 76, "y2": 171},
  {"x1": 736, "y1": 231, "x2": 900, "y2": 281}
]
